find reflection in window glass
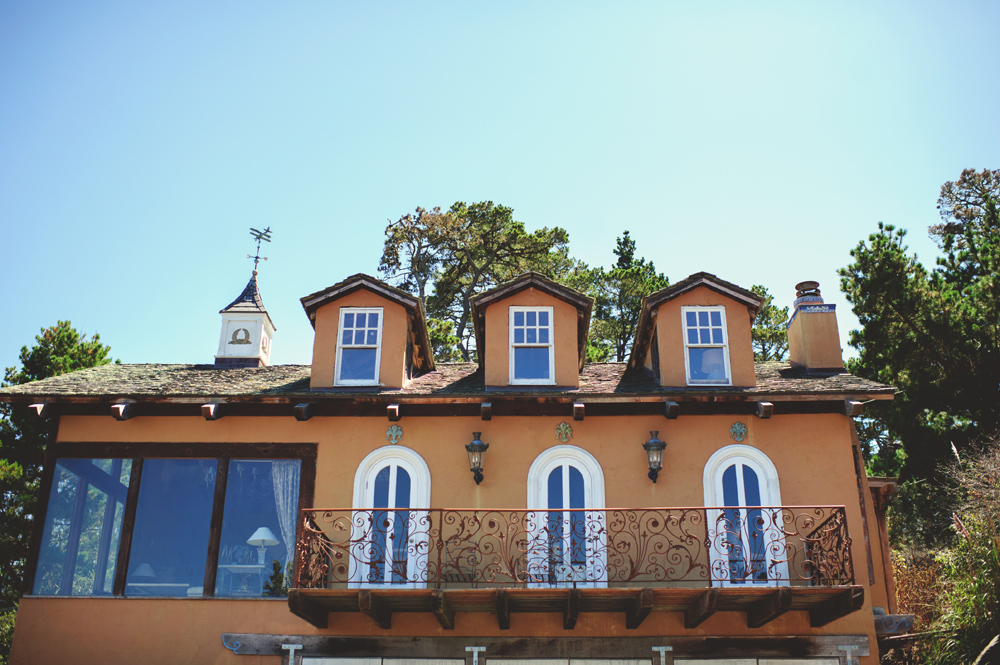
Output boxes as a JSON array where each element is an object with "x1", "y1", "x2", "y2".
[
  {"x1": 126, "y1": 459, "x2": 216, "y2": 597},
  {"x1": 215, "y1": 459, "x2": 301, "y2": 597},
  {"x1": 34, "y1": 459, "x2": 131, "y2": 595}
]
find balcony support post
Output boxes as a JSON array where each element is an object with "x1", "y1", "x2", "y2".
[
  {"x1": 495, "y1": 590, "x2": 510, "y2": 629},
  {"x1": 625, "y1": 588, "x2": 653, "y2": 629},
  {"x1": 746, "y1": 587, "x2": 792, "y2": 628},
  {"x1": 684, "y1": 589, "x2": 718, "y2": 628},
  {"x1": 810, "y1": 585, "x2": 864, "y2": 627},
  {"x1": 359, "y1": 590, "x2": 392, "y2": 629},
  {"x1": 431, "y1": 590, "x2": 454, "y2": 630},
  {"x1": 564, "y1": 589, "x2": 581, "y2": 629}
]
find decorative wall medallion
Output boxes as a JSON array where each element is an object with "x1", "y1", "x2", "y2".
[
  {"x1": 730, "y1": 421, "x2": 748, "y2": 442},
  {"x1": 555, "y1": 422, "x2": 573, "y2": 443},
  {"x1": 230, "y1": 328, "x2": 252, "y2": 345},
  {"x1": 386, "y1": 424, "x2": 403, "y2": 444}
]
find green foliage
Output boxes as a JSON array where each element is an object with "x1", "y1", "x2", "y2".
[
  {"x1": 380, "y1": 202, "x2": 570, "y2": 361},
  {"x1": 261, "y1": 559, "x2": 290, "y2": 597},
  {"x1": 920, "y1": 441, "x2": 1000, "y2": 664},
  {"x1": 0, "y1": 604, "x2": 14, "y2": 665},
  {"x1": 839, "y1": 169, "x2": 1000, "y2": 546},
  {"x1": 749, "y1": 285, "x2": 788, "y2": 362},
  {"x1": 426, "y1": 318, "x2": 463, "y2": 363},
  {"x1": 0, "y1": 322, "x2": 113, "y2": 643},
  {"x1": 589, "y1": 231, "x2": 669, "y2": 362}
]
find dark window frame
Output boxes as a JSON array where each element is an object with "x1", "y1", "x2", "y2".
[{"x1": 25, "y1": 441, "x2": 317, "y2": 598}]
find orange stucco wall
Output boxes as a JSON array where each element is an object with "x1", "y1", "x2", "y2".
[
  {"x1": 788, "y1": 310, "x2": 844, "y2": 369},
  {"x1": 482, "y1": 288, "x2": 580, "y2": 388},
  {"x1": 18, "y1": 411, "x2": 885, "y2": 664},
  {"x1": 655, "y1": 287, "x2": 756, "y2": 387},
  {"x1": 310, "y1": 290, "x2": 410, "y2": 389}
]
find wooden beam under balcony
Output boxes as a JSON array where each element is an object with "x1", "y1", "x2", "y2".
[{"x1": 288, "y1": 585, "x2": 866, "y2": 632}]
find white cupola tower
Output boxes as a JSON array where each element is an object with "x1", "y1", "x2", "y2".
[{"x1": 215, "y1": 270, "x2": 276, "y2": 368}]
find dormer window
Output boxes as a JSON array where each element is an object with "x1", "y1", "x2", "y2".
[
  {"x1": 682, "y1": 306, "x2": 731, "y2": 385},
  {"x1": 510, "y1": 306, "x2": 555, "y2": 384},
  {"x1": 336, "y1": 308, "x2": 382, "y2": 385}
]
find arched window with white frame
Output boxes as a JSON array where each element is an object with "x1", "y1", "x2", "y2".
[
  {"x1": 703, "y1": 444, "x2": 788, "y2": 586},
  {"x1": 351, "y1": 446, "x2": 431, "y2": 587},
  {"x1": 527, "y1": 445, "x2": 606, "y2": 587}
]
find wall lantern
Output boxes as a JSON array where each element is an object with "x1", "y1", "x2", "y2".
[
  {"x1": 643, "y1": 431, "x2": 667, "y2": 483},
  {"x1": 466, "y1": 432, "x2": 489, "y2": 485}
]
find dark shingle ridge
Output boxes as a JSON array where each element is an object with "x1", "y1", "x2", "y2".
[{"x1": 0, "y1": 361, "x2": 894, "y2": 399}]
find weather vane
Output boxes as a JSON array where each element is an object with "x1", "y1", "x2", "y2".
[{"x1": 248, "y1": 227, "x2": 272, "y2": 272}]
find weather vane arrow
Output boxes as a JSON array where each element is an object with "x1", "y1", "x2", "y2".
[{"x1": 248, "y1": 226, "x2": 272, "y2": 272}]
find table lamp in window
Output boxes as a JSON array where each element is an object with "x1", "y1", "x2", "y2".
[{"x1": 246, "y1": 527, "x2": 279, "y2": 565}]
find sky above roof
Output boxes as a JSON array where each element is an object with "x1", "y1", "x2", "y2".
[{"x1": 2, "y1": 1, "x2": 998, "y2": 372}]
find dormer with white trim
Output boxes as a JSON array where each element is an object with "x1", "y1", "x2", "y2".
[
  {"x1": 470, "y1": 272, "x2": 593, "y2": 389},
  {"x1": 300, "y1": 274, "x2": 434, "y2": 390},
  {"x1": 215, "y1": 271, "x2": 275, "y2": 368},
  {"x1": 629, "y1": 272, "x2": 762, "y2": 388}
]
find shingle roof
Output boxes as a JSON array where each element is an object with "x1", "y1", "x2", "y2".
[{"x1": 0, "y1": 361, "x2": 894, "y2": 400}]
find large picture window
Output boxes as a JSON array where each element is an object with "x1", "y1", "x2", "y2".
[{"x1": 28, "y1": 443, "x2": 315, "y2": 599}]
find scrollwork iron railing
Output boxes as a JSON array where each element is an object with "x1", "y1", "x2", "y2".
[{"x1": 294, "y1": 506, "x2": 853, "y2": 589}]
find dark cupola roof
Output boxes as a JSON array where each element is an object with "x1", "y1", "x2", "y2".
[{"x1": 221, "y1": 271, "x2": 275, "y2": 330}]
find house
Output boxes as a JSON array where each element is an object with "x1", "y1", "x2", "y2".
[{"x1": 0, "y1": 268, "x2": 913, "y2": 665}]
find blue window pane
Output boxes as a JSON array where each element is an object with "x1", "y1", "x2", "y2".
[
  {"x1": 700, "y1": 329, "x2": 711, "y2": 344},
  {"x1": 539, "y1": 311, "x2": 549, "y2": 326},
  {"x1": 698, "y1": 311, "x2": 709, "y2": 326},
  {"x1": 539, "y1": 328, "x2": 549, "y2": 344},
  {"x1": 391, "y1": 468, "x2": 411, "y2": 582},
  {"x1": 368, "y1": 313, "x2": 379, "y2": 327},
  {"x1": 742, "y1": 465, "x2": 761, "y2": 505},
  {"x1": 712, "y1": 329, "x2": 723, "y2": 344},
  {"x1": 343, "y1": 313, "x2": 354, "y2": 328},
  {"x1": 370, "y1": 467, "x2": 391, "y2": 583},
  {"x1": 514, "y1": 329, "x2": 524, "y2": 344},
  {"x1": 742, "y1": 466, "x2": 766, "y2": 580},
  {"x1": 216, "y1": 459, "x2": 301, "y2": 597},
  {"x1": 513, "y1": 347, "x2": 550, "y2": 380},
  {"x1": 34, "y1": 459, "x2": 131, "y2": 596},
  {"x1": 688, "y1": 348, "x2": 727, "y2": 381},
  {"x1": 366, "y1": 330, "x2": 378, "y2": 345},
  {"x1": 514, "y1": 311, "x2": 524, "y2": 326},
  {"x1": 526, "y1": 311, "x2": 536, "y2": 326},
  {"x1": 341, "y1": 348, "x2": 377, "y2": 381},
  {"x1": 722, "y1": 464, "x2": 738, "y2": 506},
  {"x1": 342, "y1": 329, "x2": 352, "y2": 344},
  {"x1": 353, "y1": 330, "x2": 365, "y2": 345},
  {"x1": 547, "y1": 468, "x2": 563, "y2": 510},
  {"x1": 126, "y1": 459, "x2": 215, "y2": 597},
  {"x1": 686, "y1": 311, "x2": 697, "y2": 327},
  {"x1": 687, "y1": 329, "x2": 699, "y2": 344},
  {"x1": 721, "y1": 464, "x2": 745, "y2": 582},
  {"x1": 710, "y1": 311, "x2": 722, "y2": 327},
  {"x1": 568, "y1": 466, "x2": 585, "y2": 564},
  {"x1": 526, "y1": 329, "x2": 537, "y2": 343}
]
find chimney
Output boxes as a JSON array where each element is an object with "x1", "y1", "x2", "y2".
[{"x1": 786, "y1": 281, "x2": 844, "y2": 371}]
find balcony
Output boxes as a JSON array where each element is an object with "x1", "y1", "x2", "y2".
[{"x1": 289, "y1": 506, "x2": 863, "y2": 630}]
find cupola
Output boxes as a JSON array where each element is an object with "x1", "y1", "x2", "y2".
[
  {"x1": 786, "y1": 281, "x2": 844, "y2": 371},
  {"x1": 214, "y1": 270, "x2": 276, "y2": 368}
]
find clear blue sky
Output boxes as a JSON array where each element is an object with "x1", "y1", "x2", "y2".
[{"x1": 2, "y1": 1, "x2": 997, "y2": 372}]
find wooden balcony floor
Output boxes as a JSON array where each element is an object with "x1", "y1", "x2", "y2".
[{"x1": 288, "y1": 585, "x2": 864, "y2": 632}]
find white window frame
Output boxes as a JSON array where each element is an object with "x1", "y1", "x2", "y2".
[
  {"x1": 681, "y1": 305, "x2": 732, "y2": 386},
  {"x1": 526, "y1": 445, "x2": 606, "y2": 588},
  {"x1": 509, "y1": 306, "x2": 555, "y2": 385},
  {"x1": 335, "y1": 307, "x2": 383, "y2": 386},
  {"x1": 703, "y1": 444, "x2": 788, "y2": 587}
]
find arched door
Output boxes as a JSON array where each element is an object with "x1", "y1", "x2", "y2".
[
  {"x1": 703, "y1": 445, "x2": 788, "y2": 586},
  {"x1": 528, "y1": 446, "x2": 606, "y2": 587},
  {"x1": 352, "y1": 447, "x2": 430, "y2": 587}
]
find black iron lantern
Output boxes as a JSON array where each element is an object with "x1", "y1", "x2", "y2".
[
  {"x1": 466, "y1": 432, "x2": 489, "y2": 485},
  {"x1": 643, "y1": 430, "x2": 667, "y2": 483}
]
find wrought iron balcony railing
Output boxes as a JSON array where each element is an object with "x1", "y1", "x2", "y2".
[{"x1": 294, "y1": 506, "x2": 853, "y2": 589}]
